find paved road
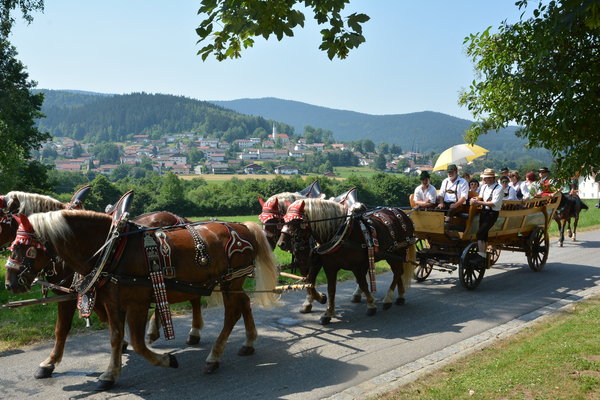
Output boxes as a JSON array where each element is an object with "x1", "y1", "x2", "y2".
[{"x1": 1, "y1": 230, "x2": 599, "y2": 399}]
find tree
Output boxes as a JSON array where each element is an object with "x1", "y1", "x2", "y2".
[
  {"x1": 1, "y1": 1, "x2": 44, "y2": 37},
  {"x1": 373, "y1": 153, "x2": 387, "y2": 171},
  {"x1": 459, "y1": 0, "x2": 600, "y2": 181},
  {"x1": 196, "y1": 0, "x2": 369, "y2": 61},
  {"x1": 0, "y1": 36, "x2": 49, "y2": 192}
]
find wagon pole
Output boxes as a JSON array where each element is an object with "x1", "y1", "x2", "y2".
[{"x1": 2, "y1": 293, "x2": 77, "y2": 309}]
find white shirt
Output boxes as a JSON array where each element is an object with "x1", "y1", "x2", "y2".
[
  {"x1": 414, "y1": 184, "x2": 437, "y2": 205},
  {"x1": 440, "y1": 177, "x2": 468, "y2": 203},
  {"x1": 479, "y1": 182, "x2": 503, "y2": 211},
  {"x1": 509, "y1": 181, "x2": 529, "y2": 200},
  {"x1": 502, "y1": 185, "x2": 518, "y2": 201}
]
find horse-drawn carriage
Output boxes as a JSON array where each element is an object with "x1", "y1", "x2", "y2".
[{"x1": 410, "y1": 194, "x2": 562, "y2": 289}]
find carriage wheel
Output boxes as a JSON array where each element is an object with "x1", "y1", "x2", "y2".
[
  {"x1": 459, "y1": 242, "x2": 485, "y2": 290},
  {"x1": 526, "y1": 226, "x2": 549, "y2": 272},
  {"x1": 488, "y1": 246, "x2": 501, "y2": 266},
  {"x1": 414, "y1": 239, "x2": 433, "y2": 282}
]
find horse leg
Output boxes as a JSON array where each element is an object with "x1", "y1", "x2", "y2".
[
  {"x1": 557, "y1": 220, "x2": 564, "y2": 247},
  {"x1": 320, "y1": 268, "x2": 338, "y2": 325},
  {"x1": 567, "y1": 219, "x2": 572, "y2": 238},
  {"x1": 300, "y1": 266, "x2": 326, "y2": 314},
  {"x1": 205, "y1": 286, "x2": 244, "y2": 373},
  {"x1": 186, "y1": 297, "x2": 203, "y2": 345},
  {"x1": 354, "y1": 271, "x2": 376, "y2": 316},
  {"x1": 97, "y1": 305, "x2": 127, "y2": 391},
  {"x1": 383, "y1": 262, "x2": 400, "y2": 310},
  {"x1": 125, "y1": 303, "x2": 178, "y2": 370},
  {"x1": 351, "y1": 284, "x2": 362, "y2": 303},
  {"x1": 572, "y1": 217, "x2": 579, "y2": 242},
  {"x1": 237, "y1": 292, "x2": 256, "y2": 357},
  {"x1": 146, "y1": 309, "x2": 161, "y2": 344},
  {"x1": 35, "y1": 298, "x2": 78, "y2": 379}
]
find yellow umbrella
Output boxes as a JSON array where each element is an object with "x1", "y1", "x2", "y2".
[{"x1": 433, "y1": 144, "x2": 489, "y2": 171}]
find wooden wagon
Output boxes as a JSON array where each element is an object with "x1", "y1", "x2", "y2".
[{"x1": 409, "y1": 194, "x2": 562, "y2": 289}]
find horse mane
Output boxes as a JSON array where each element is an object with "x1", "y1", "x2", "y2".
[
  {"x1": 5, "y1": 191, "x2": 66, "y2": 216},
  {"x1": 295, "y1": 198, "x2": 346, "y2": 244},
  {"x1": 267, "y1": 192, "x2": 306, "y2": 214},
  {"x1": 28, "y1": 210, "x2": 108, "y2": 248}
]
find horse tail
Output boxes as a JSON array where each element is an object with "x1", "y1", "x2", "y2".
[
  {"x1": 402, "y1": 243, "x2": 417, "y2": 292},
  {"x1": 243, "y1": 221, "x2": 280, "y2": 308}
]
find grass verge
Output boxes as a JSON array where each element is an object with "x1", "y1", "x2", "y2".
[{"x1": 374, "y1": 295, "x2": 600, "y2": 400}]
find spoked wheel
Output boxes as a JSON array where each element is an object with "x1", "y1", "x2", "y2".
[
  {"x1": 414, "y1": 239, "x2": 433, "y2": 282},
  {"x1": 488, "y1": 246, "x2": 501, "y2": 266},
  {"x1": 459, "y1": 242, "x2": 485, "y2": 290},
  {"x1": 526, "y1": 226, "x2": 549, "y2": 272}
]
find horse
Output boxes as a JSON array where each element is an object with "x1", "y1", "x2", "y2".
[
  {"x1": 5, "y1": 210, "x2": 278, "y2": 390},
  {"x1": 554, "y1": 193, "x2": 589, "y2": 247},
  {"x1": 0, "y1": 191, "x2": 202, "y2": 378},
  {"x1": 277, "y1": 198, "x2": 416, "y2": 325}
]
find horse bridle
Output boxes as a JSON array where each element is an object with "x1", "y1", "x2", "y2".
[{"x1": 5, "y1": 231, "x2": 58, "y2": 291}]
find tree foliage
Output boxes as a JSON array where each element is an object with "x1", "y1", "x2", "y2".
[
  {"x1": 459, "y1": 0, "x2": 600, "y2": 181},
  {"x1": 0, "y1": 0, "x2": 43, "y2": 37},
  {"x1": 0, "y1": 37, "x2": 49, "y2": 192},
  {"x1": 196, "y1": 0, "x2": 369, "y2": 61}
]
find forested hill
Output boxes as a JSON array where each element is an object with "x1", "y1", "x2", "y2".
[
  {"x1": 210, "y1": 97, "x2": 530, "y2": 154},
  {"x1": 35, "y1": 90, "x2": 293, "y2": 143}
]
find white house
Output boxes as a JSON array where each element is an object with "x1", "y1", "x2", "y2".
[
  {"x1": 274, "y1": 165, "x2": 299, "y2": 175},
  {"x1": 578, "y1": 174, "x2": 599, "y2": 199}
]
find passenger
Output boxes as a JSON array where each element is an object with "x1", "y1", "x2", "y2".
[
  {"x1": 500, "y1": 175, "x2": 518, "y2": 200},
  {"x1": 469, "y1": 179, "x2": 480, "y2": 194},
  {"x1": 523, "y1": 171, "x2": 537, "y2": 199},
  {"x1": 413, "y1": 171, "x2": 437, "y2": 209},
  {"x1": 469, "y1": 168, "x2": 503, "y2": 267},
  {"x1": 498, "y1": 167, "x2": 510, "y2": 183},
  {"x1": 436, "y1": 164, "x2": 468, "y2": 215},
  {"x1": 508, "y1": 170, "x2": 527, "y2": 200},
  {"x1": 536, "y1": 167, "x2": 556, "y2": 197}
]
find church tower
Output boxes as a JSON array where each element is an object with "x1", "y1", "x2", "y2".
[{"x1": 272, "y1": 123, "x2": 277, "y2": 141}]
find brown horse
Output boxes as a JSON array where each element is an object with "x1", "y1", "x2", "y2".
[
  {"x1": 554, "y1": 193, "x2": 589, "y2": 247},
  {"x1": 0, "y1": 191, "x2": 202, "y2": 379},
  {"x1": 5, "y1": 210, "x2": 277, "y2": 390},
  {"x1": 277, "y1": 198, "x2": 416, "y2": 325}
]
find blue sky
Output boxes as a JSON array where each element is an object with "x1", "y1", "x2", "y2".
[{"x1": 10, "y1": 1, "x2": 525, "y2": 120}]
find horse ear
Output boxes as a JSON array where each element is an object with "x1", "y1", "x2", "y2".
[
  {"x1": 0, "y1": 195, "x2": 6, "y2": 210},
  {"x1": 258, "y1": 196, "x2": 265, "y2": 207},
  {"x1": 273, "y1": 197, "x2": 279, "y2": 208},
  {"x1": 298, "y1": 200, "x2": 305, "y2": 213},
  {"x1": 14, "y1": 213, "x2": 34, "y2": 233}
]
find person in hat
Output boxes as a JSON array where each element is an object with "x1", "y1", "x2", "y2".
[
  {"x1": 500, "y1": 175, "x2": 518, "y2": 200},
  {"x1": 536, "y1": 167, "x2": 556, "y2": 197},
  {"x1": 469, "y1": 168, "x2": 503, "y2": 267},
  {"x1": 498, "y1": 167, "x2": 510, "y2": 183},
  {"x1": 413, "y1": 171, "x2": 437, "y2": 208},
  {"x1": 436, "y1": 164, "x2": 468, "y2": 213}
]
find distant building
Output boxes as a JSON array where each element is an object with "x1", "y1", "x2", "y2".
[
  {"x1": 244, "y1": 163, "x2": 263, "y2": 174},
  {"x1": 274, "y1": 165, "x2": 299, "y2": 175}
]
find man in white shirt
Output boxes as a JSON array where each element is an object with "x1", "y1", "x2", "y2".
[
  {"x1": 413, "y1": 171, "x2": 437, "y2": 208},
  {"x1": 469, "y1": 168, "x2": 503, "y2": 267},
  {"x1": 436, "y1": 164, "x2": 468, "y2": 215}
]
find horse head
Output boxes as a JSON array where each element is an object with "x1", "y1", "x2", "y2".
[
  {"x1": 258, "y1": 196, "x2": 284, "y2": 249},
  {"x1": 278, "y1": 200, "x2": 312, "y2": 267},
  {"x1": 0, "y1": 211, "x2": 19, "y2": 251},
  {"x1": 4, "y1": 214, "x2": 52, "y2": 294}
]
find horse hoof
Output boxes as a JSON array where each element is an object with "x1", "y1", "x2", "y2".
[
  {"x1": 34, "y1": 366, "x2": 55, "y2": 379},
  {"x1": 366, "y1": 308, "x2": 377, "y2": 316},
  {"x1": 204, "y1": 362, "x2": 220, "y2": 374},
  {"x1": 567, "y1": 230, "x2": 572, "y2": 238},
  {"x1": 169, "y1": 354, "x2": 179, "y2": 368},
  {"x1": 382, "y1": 302, "x2": 392, "y2": 310},
  {"x1": 351, "y1": 295, "x2": 361, "y2": 303},
  {"x1": 186, "y1": 335, "x2": 200, "y2": 345},
  {"x1": 299, "y1": 305, "x2": 312, "y2": 314},
  {"x1": 395, "y1": 297, "x2": 406, "y2": 305},
  {"x1": 121, "y1": 340, "x2": 129, "y2": 352},
  {"x1": 237, "y1": 346, "x2": 255, "y2": 356},
  {"x1": 95, "y1": 380, "x2": 115, "y2": 391},
  {"x1": 319, "y1": 316, "x2": 331, "y2": 325},
  {"x1": 559, "y1": 242, "x2": 563, "y2": 247},
  {"x1": 318, "y1": 293, "x2": 328, "y2": 305}
]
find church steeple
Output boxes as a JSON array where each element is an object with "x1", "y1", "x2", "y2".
[{"x1": 272, "y1": 123, "x2": 276, "y2": 141}]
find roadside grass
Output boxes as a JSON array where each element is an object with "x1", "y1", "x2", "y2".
[{"x1": 374, "y1": 295, "x2": 600, "y2": 400}]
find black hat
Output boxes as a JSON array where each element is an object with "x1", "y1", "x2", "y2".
[
  {"x1": 538, "y1": 167, "x2": 550, "y2": 173},
  {"x1": 447, "y1": 164, "x2": 458, "y2": 172},
  {"x1": 419, "y1": 171, "x2": 430, "y2": 180},
  {"x1": 500, "y1": 167, "x2": 509, "y2": 172}
]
